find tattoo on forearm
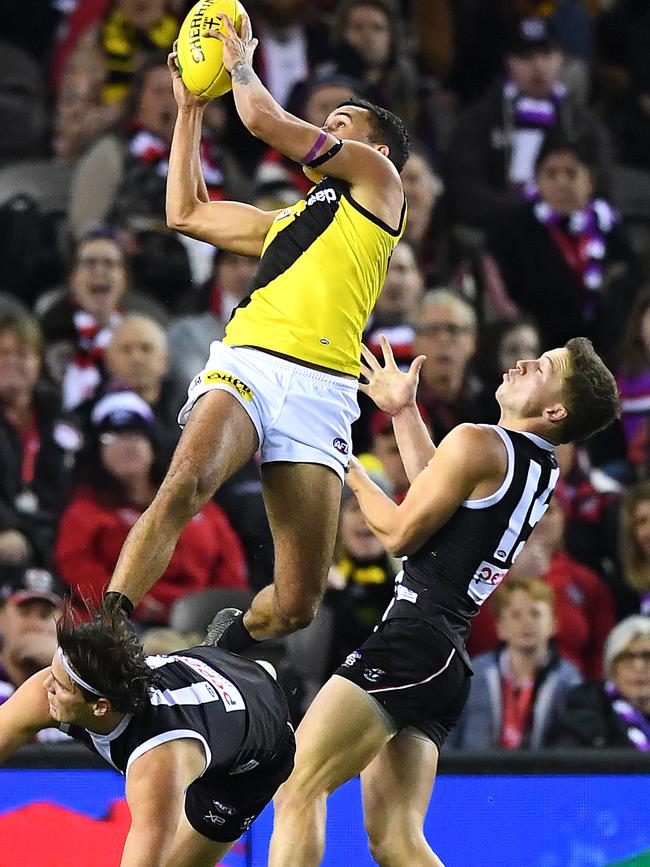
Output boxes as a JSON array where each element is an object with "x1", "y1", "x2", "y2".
[{"x1": 232, "y1": 61, "x2": 254, "y2": 85}]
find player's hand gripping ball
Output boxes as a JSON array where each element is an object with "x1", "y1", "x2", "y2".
[{"x1": 176, "y1": 0, "x2": 248, "y2": 99}]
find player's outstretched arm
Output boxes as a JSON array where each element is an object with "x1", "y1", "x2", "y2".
[
  {"x1": 205, "y1": 14, "x2": 400, "y2": 196},
  {"x1": 121, "y1": 740, "x2": 206, "y2": 867},
  {"x1": 0, "y1": 670, "x2": 54, "y2": 763},
  {"x1": 360, "y1": 336, "x2": 432, "y2": 482},
  {"x1": 348, "y1": 425, "x2": 506, "y2": 556},
  {"x1": 165, "y1": 43, "x2": 278, "y2": 256}
]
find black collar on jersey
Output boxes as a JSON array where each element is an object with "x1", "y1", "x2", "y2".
[{"x1": 306, "y1": 138, "x2": 343, "y2": 169}]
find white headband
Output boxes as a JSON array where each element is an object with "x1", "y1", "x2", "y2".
[{"x1": 57, "y1": 647, "x2": 103, "y2": 697}]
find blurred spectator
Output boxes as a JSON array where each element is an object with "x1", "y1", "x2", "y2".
[
  {"x1": 0, "y1": 299, "x2": 82, "y2": 570},
  {"x1": 447, "y1": 16, "x2": 613, "y2": 231},
  {"x1": 256, "y1": 72, "x2": 364, "y2": 196},
  {"x1": 168, "y1": 250, "x2": 259, "y2": 395},
  {"x1": 469, "y1": 497, "x2": 616, "y2": 678},
  {"x1": 364, "y1": 241, "x2": 424, "y2": 369},
  {"x1": 620, "y1": 481, "x2": 650, "y2": 617},
  {"x1": 325, "y1": 469, "x2": 397, "y2": 673},
  {"x1": 0, "y1": 565, "x2": 72, "y2": 742},
  {"x1": 617, "y1": 288, "x2": 650, "y2": 475},
  {"x1": 68, "y1": 55, "x2": 247, "y2": 243},
  {"x1": 101, "y1": 314, "x2": 182, "y2": 455},
  {"x1": 54, "y1": 391, "x2": 248, "y2": 625},
  {"x1": 0, "y1": 41, "x2": 49, "y2": 166},
  {"x1": 474, "y1": 316, "x2": 542, "y2": 424},
  {"x1": 0, "y1": 566, "x2": 64, "y2": 693},
  {"x1": 251, "y1": 0, "x2": 326, "y2": 108},
  {"x1": 487, "y1": 134, "x2": 639, "y2": 362},
  {"x1": 52, "y1": 57, "x2": 106, "y2": 164},
  {"x1": 399, "y1": 148, "x2": 445, "y2": 284},
  {"x1": 323, "y1": 0, "x2": 420, "y2": 133},
  {"x1": 55, "y1": 0, "x2": 178, "y2": 119},
  {"x1": 412, "y1": 289, "x2": 482, "y2": 443},
  {"x1": 546, "y1": 615, "x2": 650, "y2": 748},
  {"x1": 451, "y1": 577, "x2": 581, "y2": 750},
  {"x1": 597, "y1": 0, "x2": 650, "y2": 172},
  {"x1": 553, "y1": 442, "x2": 623, "y2": 595},
  {"x1": 37, "y1": 229, "x2": 167, "y2": 409}
]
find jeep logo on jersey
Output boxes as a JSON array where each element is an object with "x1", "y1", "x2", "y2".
[
  {"x1": 203, "y1": 370, "x2": 254, "y2": 401},
  {"x1": 306, "y1": 188, "x2": 337, "y2": 207},
  {"x1": 467, "y1": 560, "x2": 508, "y2": 605},
  {"x1": 333, "y1": 437, "x2": 348, "y2": 454}
]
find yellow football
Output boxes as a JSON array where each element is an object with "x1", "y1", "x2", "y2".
[{"x1": 176, "y1": 0, "x2": 247, "y2": 100}]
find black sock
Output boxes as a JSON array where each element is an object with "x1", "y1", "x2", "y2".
[
  {"x1": 219, "y1": 614, "x2": 260, "y2": 653},
  {"x1": 102, "y1": 591, "x2": 135, "y2": 618}
]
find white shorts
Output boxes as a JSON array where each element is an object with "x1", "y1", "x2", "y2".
[{"x1": 178, "y1": 343, "x2": 359, "y2": 482}]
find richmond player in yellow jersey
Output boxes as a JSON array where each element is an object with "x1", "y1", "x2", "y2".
[{"x1": 104, "y1": 13, "x2": 410, "y2": 650}]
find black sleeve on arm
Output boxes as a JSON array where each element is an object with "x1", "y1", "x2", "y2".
[{"x1": 306, "y1": 138, "x2": 343, "y2": 169}]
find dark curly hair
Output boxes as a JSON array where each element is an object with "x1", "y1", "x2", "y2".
[{"x1": 56, "y1": 603, "x2": 159, "y2": 713}]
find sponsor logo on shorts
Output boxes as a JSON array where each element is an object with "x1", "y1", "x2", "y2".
[
  {"x1": 342, "y1": 650, "x2": 361, "y2": 667},
  {"x1": 213, "y1": 800, "x2": 238, "y2": 816},
  {"x1": 203, "y1": 370, "x2": 254, "y2": 401},
  {"x1": 333, "y1": 437, "x2": 349, "y2": 454},
  {"x1": 203, "y1": 811, "x2": 226, "y2": 825},
  {"x1": 363, "y1": 668, "x2": 385, "y2": 683}
]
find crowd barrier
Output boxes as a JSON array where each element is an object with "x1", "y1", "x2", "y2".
[{"x1": 2, "y1": 745, "x2": 650, "y2": 866}]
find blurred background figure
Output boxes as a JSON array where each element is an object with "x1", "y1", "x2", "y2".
[
  {"x1": 487, "y1": 134, "x2": 639, "y2": 362},
  {"x1": 411, "y1": 289, "x2": 481, "y2": 443},
  {"x1": 451, "y1": 577, "x2": 581, "y2": 750},
  {"x1": 37, "y1": 229, "x2": 168, "y2": 410},
  {"x1": 54, "y1": 391, "x2": 248, "y2": 626},
  {"x1": 617, "y1": 289, "x2": 650, "y2": 476},
  {"x1": 364, "y1": 240, "x2": 424, "y2": 369},
  {"x1": 619, "y1": 481, "x2": 650, "y2": 618},
  {"x1": 0, "y1": 298, "x2": 82, "y2": 571},
  {"x1": 547, "y1": 615, "x2": 650, "y2": 748},
  {"x1": 0, "y1": 565, "x2": 72, "y2": 740},
  {"x1": 396, "y1": 147, "x2": 445, "y2": 284},
  {"x1": 323, "y1": 0, "x2": 420, "y2": 134},
  {"x1": 447, "y1": 16, "x2": 613, "y2": 234},
  {"x1": 52, "y1": 0, "x2": 179, "y2": 132},
  {"x1": 168, "y1": 249, "x2": 259, "y2": 396}
]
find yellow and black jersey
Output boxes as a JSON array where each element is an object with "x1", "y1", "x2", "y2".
[{"x1": 223, "y1": 177, "x2": 407, "y2": 376}]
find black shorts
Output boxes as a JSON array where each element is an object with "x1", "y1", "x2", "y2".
[
  {"x1": 184, "y1": 723, "x2": 296, "y2": 843},
  {"x1": 334, "y1": 618, "x2": 471, "y2": 750}
]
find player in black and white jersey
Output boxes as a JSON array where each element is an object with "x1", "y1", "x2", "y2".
[
  {"x1": 0, "y1": 607, "x2": 295, "y2": 867},
  {"x1": 269, "y1": 334, "x2": 619, "y2": 867}
]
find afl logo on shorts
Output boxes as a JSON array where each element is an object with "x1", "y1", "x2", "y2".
[
  {"x1": 363, "y1": 668, "x2": 385, "y2": 683},
  {"x1": 333, "y1": 437, "x2": 349, "y2": 454}
]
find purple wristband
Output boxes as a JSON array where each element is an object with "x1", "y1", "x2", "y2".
[{"x1": 302, "y1": 130, "x2": 327, "y2": 165}]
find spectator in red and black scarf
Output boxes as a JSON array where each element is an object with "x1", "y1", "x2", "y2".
[
  {"x1": 37, "y1": 229, "x2": 167, "y2": 411},
  {"x1": 0, "y1": 298, "x2": 83, "y2": 569}
]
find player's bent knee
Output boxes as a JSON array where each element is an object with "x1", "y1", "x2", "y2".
[
  {"x1": 158, "y1": 463, "x2": 217, "y2": 521},
  {"x1": 368, "y1": 830, "x2": 426, "y2": 867}
]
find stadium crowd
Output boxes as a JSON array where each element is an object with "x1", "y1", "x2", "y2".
[{"x1": 0, "y1": 0, "x2": 649, "y2": 751}]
